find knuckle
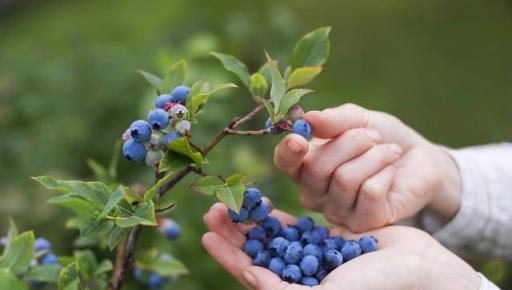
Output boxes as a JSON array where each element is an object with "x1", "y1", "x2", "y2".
[
  {"x1": 360, "y1": 180, "x2": 382, "y2": 202},
  {"x1": 324, "y1": 210, "x2": 343, "y2": 225},
  {"x1": 302, "y1": 157, "x2": 327, "y2": 180},
  {"x1": 334, "y1": 167, "x2": 359, "y2": 189}
]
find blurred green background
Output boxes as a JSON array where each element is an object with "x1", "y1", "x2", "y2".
[{"x1": 1, "y1": 0, "x2": 511, "y2": 289}]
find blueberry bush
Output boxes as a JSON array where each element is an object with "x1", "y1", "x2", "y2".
[{"x1": 0, "y1": 27, "x2": 340, "y2": 290}]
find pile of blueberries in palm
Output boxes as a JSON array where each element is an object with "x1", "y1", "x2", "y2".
[
  {"x1": 228, "y1": 188, "x2": 378, "y2": 287},
  {"x1": 29, "y1": 238, "x2": 61, "y2": 288},
  {"x1": 122, "y1": 85, "x2": 192, "y2": 166},
  {"x1": 132, "y1": 218, "x2": 181, "y2": 289}
]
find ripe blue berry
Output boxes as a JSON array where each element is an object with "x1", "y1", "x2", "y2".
[
  {"x1": 133, "y1": 267, "x2": 143, "y2": 282},
  {"x1": 129, "y1": 120, "x2": 152, "y2": 142},
  {"x1": 170, "y1": 104, "x2": 189, "y2": 120},
  {"x1": 296, "y1": 217, "x2": 315, "y2": 233},
  {"x1": 323, "y1": 249, "x2": 343, "y2": 270},
  {"x1": 281, "y1": 226, "x2": 299, "y2": 241},
  {"x1": 155, "y1": 94, "x2": 173, "y2": 109},
  {"x1": 284, "y1": 241, "x2": 303, "y2": 264},
  {"x1": 244, "y1": 240, "x2": 264, "y2": 258},
  {"x1": 303, "y1": 244, "x2": 323, "y2": 261},
  {"x1": 239, "y1": 207, "x2": 250, "y2": 223},
  {"x1": 261, "y1": 216, "x2": 281, "y2": 238},
  {"x1": 300, "y1": 230, "x2": 322, "y2": 245},
  {"x1": 359, "y1": 235, "x2": 378, "y2": 253},
  {"x1": 250, "y1": 204, "x2": 270, "y2": 222},
  {"x1": 292, "y1": 119, "x2": 312, "y2": 139},
  {"x1": 301, "y1": 276, "x2": 319, "y2": 287},
  {"x1": 265, "y1": 118, "x2": 282, "y2": 135},
  {"x1": 162, "y1": 223, "x2": 181, "y2": 240},
  {"x1": 282, "y1": 264, "x2": 302, "y2": 283},
  {"x1": 268, "y1": 257, "x2": 285, "y2": 276},
  {"x1": 227, "y1": 208, "x2": 240, "y2": 223},
  {"x1": 314, "y1": 226, "x2": 329, "y2": 240},
  {"x1": 243, "y1": 188, "x2": 262, "y2": 210},
  {"x1": 269, "y1": 237, "x2": 290, "y2": 257},
  {"x1": 163, "y1": 131, "x2": 182, "y2": 146},
  {"x1": 147, "y1": 273, "x2": 164, "y2": 290},
  {"x1": 332, "y1": 235, "x2": 345, "y2": 249},
  {"x1": 322, "y1": 238, "x2": 338, "y2": 252},
  {"x1": 171, "y1": 85, "x2": 190, "y2": 103},
  {"x1": 287, "y1": 105, "x2": 304, "y2": 121},
  {"x1": 340, "y1": 240, "x2": 361, "y2": 261},
  {"x1": 175, "y1": 120, "x2": 191, "y2": 135},
  {"x1": 145, "y1": 150, "x2": 163, "y2": 167},
  {"x1": 299, "y1": 255, "x2": 320, "y2": 276},
  {"x1": 147, "y1": 109, "x2": 169, "y2": 130},
  {"x1": 34, "y1": 238, "x2": 51, "y2": 252},
  {"x1": 122, "y1": 139, "x2": 148, "y2": 163},
  {"x1": 315, "y1": 266, "x2": 328, "y2": 282},
  {"x1": 40, "y1": 253, "x2": 59, "y2": 265},
  {"x1": 253, "y1": 250, "x2": 271, "y2": 267},
  {"x1": 247, "y1": 226, "x2": 266, "y2": 241}
]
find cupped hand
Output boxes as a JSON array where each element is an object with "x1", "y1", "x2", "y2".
[
  {"x1": 274, "y1": 103, "x2": 461, "y2": 231},
  {"x1": 201, "y1": 203, "x2": 479, "y2": 290}
]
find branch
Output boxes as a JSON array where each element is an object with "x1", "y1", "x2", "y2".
[
  {"x1": 191, "y1": 166, "x2": 226, "y2": 182},
  {"x1": 108, "y1": 225, "x2": 143, "y2": 290},
  {"x1": 226, "y1": 128, "x2": 271, "y2": 136}
]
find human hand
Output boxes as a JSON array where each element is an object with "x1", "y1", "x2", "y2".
[
  {"x1": 274, "y1": 103, "x2": 461, "y2": 231},
  {"x1": 202, "y1": 203, "x2": 479, "y2": 290}
]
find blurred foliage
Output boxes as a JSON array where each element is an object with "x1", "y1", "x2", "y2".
[{"x1": 0, "y1": 0, "x2": 511, "y2": 289}]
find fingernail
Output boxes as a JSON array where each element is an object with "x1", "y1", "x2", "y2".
[
  {"x1": 243, "y1": 270, "x2": 256, "y2": 288},
  {"x1": 287, "y1": 139, "x2": 302, "y2": 154},
  {"x1": 389, "y1": 143, "x2": 402, "y2": 155},
  {"x1": 366, "y1": 129, "x2": 382, "y2": 142}
]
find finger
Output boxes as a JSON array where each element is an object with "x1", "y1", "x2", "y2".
[
  {"x1": 300, "y1": 128, "x2": 381, "y2": 195},
  {"x1": 305, "y1": 103, "x2": 371, "y2": 139},
  {"x1": 244, "y1": 266, "x2": 308, "y2": 290},
  {"x1": 349, "y1": 165, "x2": 395, "y2": 232},
  {"x1": 270, "y1": 209, "x2": 298, "y2": 226},
  {"x1": 274, "y1": 134, "x2": 309, "y2": 180},
  {"x1": 203, "y1": 203, "x2": 248, "y2": 248},
  {"x1": 202, "y1": 232, "x2": 253, "y2": 287},
  {"x1": 324, "y1": 143, "x2": 402, "y2": 224}
]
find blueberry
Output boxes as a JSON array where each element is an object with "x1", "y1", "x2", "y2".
[
  {"x1": 315, "y1": 266, "x2": 328, "y2": 282},
  {"x1": 265, "y1": 118, "x2": 282, "y2": 135},
  {"x1": 175, "y1": 120, "x2": 191, "y2": 135},
  {"x1": 323, "y1": 249, "x2": 343, "y2": 270},
  {"x1": 282, "y1": 264, "x2": 302, "y2": 283},
  {"x1": 287, "y1": 105, "x2": 305, "y2": 121},
  {"x1": 301, "y1": 230, "x2": 322, "y2": 245},
  {"x1": 227, "y1": 208, "x2": 240, "y2": 223},
  {"x1": 359, "y1": 235, "x2": 378, "y2": 253},
  {"x1": 284, "y1": 241, "x2": 303, "y2": 264},
  {"x1": 243, "y1": 188, "x2": 262, "y2": 210},
  {"x1": 322, "y1": 238, "x2": 338, "y2": 252},
  {"x1": 332, "y1": 235, "x2": 345, "y2": 249},
  {"x1": 170, "y1": 104, "x2": 189, "y2": 120},
  {"x1": 163, "y1": 223, "x2": 181, "y2": 240},
  {"x1": 147, "y1": 109, "x2": 170, "y2": 130},
  {"x1": 247, "y1": 226, "x2": 266, "y2": 241},
  {"x1": 281, "y1": 226, "x2": 299, "y2": 241},
  {"x1": 340, "y1": 240, "x2": 362, "y2": 261},
  {"x1": 155, "y1": 94, "x2": 173, "y2": 109},
  {"x1": 261, "y1": 216, "x2": 281, "y2": 238},
  {"x1": 239, "y1": 207, "x2": 250, "y2": 223},
  {"x1": 292, "y1": 119, "x2": 312, "y2": 139},
  {"x1": 163, "y1": 131, "x2": 182, "y2": 146},
  {"x1": 133, "y1": 267, "x2": 143, "y2": 282},
  {"x1": 301, "y1": 276, "x2": 319, "y2": 287},
  {"x1": 40, "y1": 253, "x2": 59, "y2": 265},
  {"x1": 171, "y1": 85, "x2": 190, "y2": 104},
  {"x1": 300, "y1": 255, "x2": 320, "y2": 276},
  {"x1": 149, "y1": 133, "x2": 164, "y2": 149},
  {"x1": 145, "y1": 150, "x2": 163, "y2": 167},
  {"x1": 314, "y1": 226, "x2": 329, "y2": 240},
  {"x1": 34, "y1": 238, "x2": 51, "y2": 252},
  {"x1": 253, "y1": 250, "x2": 271, "y2": 267},
  {"x1": 269, "y1": 237, "x2": 290, "y2": 257},
  {"x1": 250, "y1": 204, "x2": 270, "y2": 223},
  {"x1": 122, "y1": 139, "x2": 148, "y2": 163},
  {"x1": 303, "y1": 244, "x2": 323, "y2": 261},
  {"x1": 147, "y1": 273, "x2": 164, "y2": 290},
  {"x1": 244, "y1": 240, "x2": 264, "y2": 258},
  {"x1": 268, "y1": 257, "x2": 285, "y2": 276},
  {"x1": 129, "y1": 120, "x2": 152, "y2": 142},
  {"x1": 296, "y1": 217, "x2": 315, "y2": 234}
]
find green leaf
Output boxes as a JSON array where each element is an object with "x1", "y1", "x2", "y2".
[
  {"x1": 254, "y1": 96, "x2": 274, "y2": 121},
  {"x1": 108, "y1": 226, "x2": 128, "y2": 251},
  {"x1": 284, "y1": 66, "x2": 292, "y2": 80},
  {"x1": 24, "y1": 265, "x2": 61, "y2": 283},
  {"x1": 86, "y1": 159, "x2": 108, "y2": 184},
  {"x1": 216, "y1": 175, "x2": 246, "y2": 212},
  {"x1": 190, "y1": 176, "x2": 225, "y2": 196},
  {"x1": 278, "y1": 89, "x2": 314, "y2": 116},
  {"x1": 258, "y1": 63, "x2": 272, "y2": 85},
  {"x1": 74, "y1": 250, "x2": 96, "y2": 278},
  {"x1": 292, "y1": 27, "x2": 331, "y2": 69},
  {"x1": 188, "y1": 83, "x2": 238, "y2": 121},
  {"x1": 159, "y1": 152, "x2": 191, "y2": 175},
  {"x1": 249, "y1": 73, "x2": 268, "y2": 97},
  {"x1": 97, "y1": 186, "x2": 125, "y2": 220},
  {"x1": 58, "y1": 262, "x2": 80, "y2": 290},
  {"x1": 0, "y1": 269, "x2": 28, "y2": 290},
  {"x1": 144, "y1": 171, "x2": 180, "y2": 201},
  {"x1": 211, "y1": 52, "x2": 251, "y2": 87},
  {"x1": 108, "y1": 139, "x2": 122, "y2": 181},
  {"x1": 168, "y1": 137, "x2": 203, "y2": 165},
  {"x1": 32, "y1": 176, "x2": 109, "y2": 205},
  {"x1": 138, "y1": 70, "x2": 163, "y2": 88},
  {"x1": 160, "y1": 60, "x2": 186, "y2": 93},
  {"x1": 79, "y1": 220, "x2": 114, "y2": 238},
  {"x1": 94, "y1": 260, "x2": 113, "y2": 276},
  {"x1": 116, "y1": 201, "x2": 156, "y2": 228},
  {"x1": 0, "y1": 231, "x2": 35, "y2": 274},
  {"x1": 287, "y1": 66, "x2": 323, "y2": 88},
  {"x1": 47, "y1": 195, "x2": 101, "y2": 218},
  {"x1": 264, "y1": 52, "x2": 286, "y2": 114},
  {"x1": 3, "y1": 217, "x2": 18, "y2": 256},
  {"x1": 150, "y1": 258, "x2": 189, "y2": 276}
]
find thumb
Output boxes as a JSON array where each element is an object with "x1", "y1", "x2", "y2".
[
  {"x1": 306, "y1": 103, "x2": 370, "y2": 139},
  {"x1": 243, "y1": 266, "x2": 297, "y2": 290}
]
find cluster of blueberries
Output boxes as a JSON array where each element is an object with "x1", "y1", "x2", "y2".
[
  {"x1": 122, "y1": 85, "x2": 192, "y2": 166},
  {"x1": 228, "y1": 188, "x2": 378, "y2": 287},
  {"x1": 132, "y1": 218, "x2": 181, "y2": 289},
  {"x1": 29, "y1": 238, "x2": 61, "y2": 288},
  {"x1": 266, "y1": 105, "x2": 313, "y2": 139}
]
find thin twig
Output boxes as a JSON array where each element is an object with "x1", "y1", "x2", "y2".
[
  {"x1": 190, "y1": 166, "x2": 226, "y2": 182},
  {"x1": 225, "y1": 128, "x2": 271, "y2": 136}
]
